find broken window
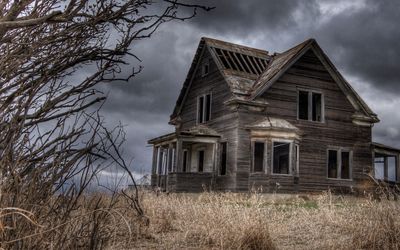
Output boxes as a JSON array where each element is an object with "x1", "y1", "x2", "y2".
[
  {"x1": 197, "y1": 93, "x2": 211, "y2": 123},
  {"x1": 253, "y1": 142, "x2": 264, "y2": 172},
  {"x1": 374, "y1": 154, "x2": 397, "y2": 182},
  {"x1": 298, "y1": 91, "x2": 309, "y2": 120},
  {"x1": 273, "y1": 142, "x2": 290, "y2": 174},
  {"x1": 198, "y1": 150, "x2": 204, "y2": 172},
  {"x1": 312, "y1": 93, "x2": 322, "y2": 122},
  {"x1": 220, "y1": 142, "x2": 227, "y2": 175},
  {"x1": 198, "y1": 96, "x2": 204, "y2": 123},
  {"x1": 328, "y1": 150, "x2": 338, "y2": 178},
  {"x1": 182, "y1": 150, "x2": 188, "y2": 172},
  {"x1": 341, "y1": 151, "x2": 350, "y2": 179},
  {"x1": 212, "y1": 47, "x2": 268, "y2": 75},
  {"x1": 328, "y1": 149, "x2": 352, "y2": 179},
  {"x1": 298, "y1": 90, "x2": 324, "y2": 122}
]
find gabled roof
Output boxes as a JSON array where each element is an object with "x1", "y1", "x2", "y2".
[
  {"x1": 170, "y1": 37, "x2": 379, "y2": 123},
  {"x1": 170, "y1": 37, "x2": 271, "y2": 122}
]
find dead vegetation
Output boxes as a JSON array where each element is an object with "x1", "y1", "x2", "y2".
[
  {"x1": 135, "y1": 190, "x2": 400, "y2": 250},
  {"x1": 0, "y1": 1, "x2": 212, "y2": 249}
]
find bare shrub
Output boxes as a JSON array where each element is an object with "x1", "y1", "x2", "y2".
[
  {"x1": 236, "y1": 220, "x2": 275, "y2": 250},
  {"x1": 0, "y1": 1, "x2": 212, "y2": 248}
]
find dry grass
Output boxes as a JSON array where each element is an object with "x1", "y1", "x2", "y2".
[
  {"x1": 2, "y1": 190, "x2": 400, "y2": 249},
  {"x1": 136, "y1": 191, "x2": 400, "y2": 250}
]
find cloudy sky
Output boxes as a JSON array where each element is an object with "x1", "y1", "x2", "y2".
[{"x1": 99, "y1": 0, "x2": 400, "y2": 174}]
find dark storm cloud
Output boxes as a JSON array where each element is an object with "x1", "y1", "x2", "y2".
[
  {"x1": 96, "y1": 0, "x2": 400, "y2": 174},
  {"x1": 314, "y1": 0, "x2": 400, "y2": 93},
  {"x1": 187, "y1": 0, "x2": 320, "y2": 36}
]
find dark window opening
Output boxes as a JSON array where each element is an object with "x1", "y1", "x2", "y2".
[
  {"x1": 183, "y1": 150, "x2": 188, "y2": 172},
  {"x1": 198, "y1": 96, "x2": 204, "y2": 123},
  {"x1": 328, "y1": 150, "x2": 338, "y2": 178},
  {"x1": 202, "y1": 62, "x2": 209, "y2": 76},
  {"x1": 341, "y1": 151, "x2": 350, "y2": 179},
  {"x1": 273, "y1": 142, "x2": 290, "y2": 174},
  {"x1": 198, "y1": 150, "x2": 204, "y2": 172},
  {"x1": 298, "y1": 91, "x2": 309, "y2": 120},
  {"x1": 205, "y1": 94, "x2": 211, "y2": 122},
  {"x1": 220, "y1": 142, "x2": 227, "y2": 175},
  {"x1": 312, "y1": 93, "x2": 322, "y2": 121},
  {"x1": 198, "y1": 94, "x2": 211, "y2": 124},
  {"x1": 253, "y1": 142, "x2": 264, "y2": 172}
]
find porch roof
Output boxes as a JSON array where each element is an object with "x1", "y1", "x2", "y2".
[
  {"x1": 148, "y1": 125, "x2": 221, "y2": 145},
  {"x1": 372, "y1": 142, "x2": 400, "y2": 154}
]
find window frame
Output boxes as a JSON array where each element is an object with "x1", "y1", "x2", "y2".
[
  {"x1": 197, "y1": 92, "x2": 212, "y2": 124},
  {"x1": 297, "y1": 88, "x2": 325, "y2": 123},
  {"x1": 326, "y1": 147, "x2": 353, "y2": 180},
  {"x1": 294, "y1": 144, "x2": 300, "y2": 177},
  {"x1": 201, "y1": 59, "x2": 210, "y2": 77},
  {"x1": 271, "y1": 139, "x2": 293, "y2": 176},
  {"x1": 251, "y1": 140, "x2": 266, "y2": 173}
]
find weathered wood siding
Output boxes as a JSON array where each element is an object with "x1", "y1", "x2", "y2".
[
  {"x1": 167, "y1": 173, "x2": 213, "y2": 192},
  {"x1": 178, "y1": 47, "x2": 239, "y2": 190},
  {"x1": 249, "y1": 50, "x2": 373, "y2": 192}
]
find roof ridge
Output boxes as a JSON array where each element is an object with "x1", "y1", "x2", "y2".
[{"x1": 201, "y1": 37, "x2": 269, "y2": 56}]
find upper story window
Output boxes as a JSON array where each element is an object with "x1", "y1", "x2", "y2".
[
  {"x1": 197, "y1": 93, "x2": 211, "y2": 123},
  {"x1": 201, "y1": 60, "x2": 210, "y2": 77},
  {"x1": 298, "y1": 90, "x2": 324, "y2": 122}
]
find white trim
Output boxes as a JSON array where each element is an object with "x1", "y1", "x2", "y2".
[
  {"x1": 295, "y1": 144, "x2": 300, "y2": 177},
  {"x1": 271, "y1": 139, "x2": 293, "y2": 176}
]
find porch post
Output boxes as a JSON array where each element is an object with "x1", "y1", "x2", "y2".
[
  {"x1": 176, "y1": 138, "x2": 183, "y2": 172},
  {"x1": 211, "y1": 142, "x2": 219, "y2": 189},
  {"x1": 151, "y1": 146, "x2": 158, "y2": 175}
]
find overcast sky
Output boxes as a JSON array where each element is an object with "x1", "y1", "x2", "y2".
[{"x1": 99, "y1": 0, "x2": 400, "y2": 174}]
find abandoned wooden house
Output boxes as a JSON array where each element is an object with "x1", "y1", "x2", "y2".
[{"x1": 148, "y1": 37, "x2": 400, "y2": 192}]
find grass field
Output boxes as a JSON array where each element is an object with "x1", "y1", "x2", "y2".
[{"x1": 134, "y1": 191, "x2": 400, "y2": 250}]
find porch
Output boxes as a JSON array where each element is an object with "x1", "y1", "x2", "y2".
[
  {"x1": 148, "y1": 126, "x2": 221, "y2": 192},
  {"x1": 372, "y1": 142, "x2": 400, "y2": 184}
]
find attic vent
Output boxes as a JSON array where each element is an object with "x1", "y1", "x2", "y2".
[{"x1": 212, "y1": 47, "x2": 268, "y2": 75}]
